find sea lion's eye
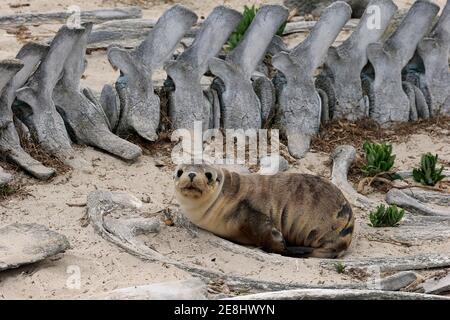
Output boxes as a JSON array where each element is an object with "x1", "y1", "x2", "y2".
[
  {"x1": 177, "y1": 169, "x2": 183, "y2": 178},
  {"x1": 205, "y1": 172, "x2": 213, "y2": 181}
]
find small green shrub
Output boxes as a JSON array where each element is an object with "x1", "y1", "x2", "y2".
[
  {"x1": 225, "y1": 5, "x2": 286, "y2": 51},
  {"x1": 412, "y1": 153, "x2": 445, "y2": 186},
  {"x1": 361, "y1": 141, "x2": 396, "y2": 177},
  {"x1": 369, "y1": 204, "x2": 404, "y2": 228},
  {"x1": 0, "y1": 184, "x2": 16, "y2": 199},
  {"x1": 334, "y1": 262, "x2": 346, "y2": 274}
]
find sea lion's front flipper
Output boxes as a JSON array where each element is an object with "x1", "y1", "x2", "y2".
[{"x1": 236, "y1": 206, "x2": 287, "y2": 254}]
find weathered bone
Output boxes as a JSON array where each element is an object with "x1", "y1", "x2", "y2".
[
  {"x1": 364, "y1": 214, "x2": 450, "y2": 246},
  {"x1": 273, "y1": 2, "x2": 351, "y2": 158},
  {"x1": 0, "y1": 44, "x2": 55, "y2": 180},
  {"x1": 331, "y1": 145, "x2": 375, "y2": 209},
  {"x1": 0, "y1": 59, "x2": 22, "y2": 185},
  {"x1": 367, "y1": 0, "x2": 439, "y2": 124},
  {"x1": 252, "y1": 75, "x2": 277, "y2": 126},
  {"x1": 0, "y1": 223, "x2": 70, "y2": 271},
  {"x1": 0, "y1": 167, "x2": 12, "y2": 186},
  {"x1": 401, "y1": 188, "x2": 449, "y2": 207},
  {"x1": 386, "y1": 188, "x2": 450, "y2": 216},
  {"x1": 52, "y1": 23, "x2": 142, "y2": 162},
  {"x1": 89, "y1": 279, "x2": 208, "y2": 300},
  {"x1": 379, "y1": 271, "x2": 419, "y2": 291},
  {"x1": 99, "y1": 84, "x2": 120, "y2": 131},
  {"x1": 420, "y1": 273, "x2": 450, "y2": 295},
  {"x1": 227, "y1": 288, "x2": 448, "y2": 300},
  {"x1": 321, "y1": 253, "x2": 450, "y2": 272},
  {"x1": 283, "y1": 19, "x2": 359, "y2": 35},
  {"x1": 416, "y1": 0, "x2": 450, "y2": 116},
  {"x1": 107, "y1": 5, "x2": 197, "y2": 140},
  {"x1": 402, "y1": 81, "x2": 419, "y2": 121},
  {"x1": 14, "y1": 26, "x2": 80, "y2": 160},
  {"x1": 321, "y1": 0, "x2": 397, "y2": 120},
  {"x1": 209, "y1": 5, "x2": 288, "y2": 130},
  {"x1": 0, "y1": 6, "x2": 142, "y2": 27},
  {"x1": 83, "y1": 19, "x2": 357, "y2": 51},
  {"x1": 165, "y1": 6, "x2": 242, "y2": 130}
]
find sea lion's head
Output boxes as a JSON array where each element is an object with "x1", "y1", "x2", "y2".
[{"x1": 174, "y1": 163, "x2": 223, "y2": 200}]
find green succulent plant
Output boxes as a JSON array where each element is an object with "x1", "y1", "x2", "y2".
[
  {"x1": 225, "y1": 5, "x2": 287, "y2": 51},
  {"x1": 369, "y1": 204, "x2": 404, "y2": 228},
  {"x1": 334, "y1": 262, "x2": 346, "y2": 274},
  {"x1": 361, "y1": 141, "x2": 396, "y2": 177},
  {"x1": 412, "y1": 153, "x2": 445, "y2": 186}
]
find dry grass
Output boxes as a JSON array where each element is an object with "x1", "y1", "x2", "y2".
[
  {"x1": 19, "y1": 137, "x2": 72, "y2": 175},
  {"x1": 311, "y1": 116, "x2": 450, "y2": 154},
  {"x1": 0, "y1": 180, "x2": 30, "y2": 202},
  {"x1": 312, "y1": 116, "x2": 450, "y2": 184},
  {"x1": 126, "y1": 131, "x2": 178, "y2": 170}
]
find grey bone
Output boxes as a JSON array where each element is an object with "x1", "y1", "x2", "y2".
[
  {"x1": 226, "y1": 288, "x2": 448, "y2": 300},
  {"x1": 401, "y1": 188, "x2": 449, "y2": 207},
  {"x1": 0, "y1": 167, "x2": 12, "y2": 186},
  {"x1": 367, "y1": 0, "x2": 439, "y2": 124},
  {"x1": 322, "y1": 0, "x2": 397, "y2": 120},
  {"x1": 416, "y1": 0, "x2": 450, "y2": 116},
  {"x1": 0, "y1": 59, "x2": 22, "y2": 186},
  {"x1": 330, "y1": 145, "x2": 376, "y2": 210},
  {"x1": 83, "y1": 19, "x2": 358, "y2": 51},
  {"x1": 89, "y1": 279, "x2": 208, "y2": 300},
  {"x1": 0, "y1": 45, "x2": 55, "y2": 180},
  {"x1": 379, "y1": 271, "x2": 419, "y2": 291},
  {"x1": 321, "y1": 253, "x2": 450, "y2": 272},
  {"x1": 273, "y1": 2, "x2": 351, "y2": 158},
  {"x1": 364, "y1": 214, "x2": 450, "y2": 246},
  {"x1": 0, "y1": 6, "x2": 142, "y2": 27},
  {"x1": 209, "y1": 5, "x2": 288, "y2": 130},
  {"x1": 52, "y1": 23, "x2": 142, "y2": 162},
  {"x1": 107, "y1": 4, "x2": 197, "y2": 140},
  {"x1": 14, "y1": 26, "x2": 79, "y2": 160},
  {"x1": 420, "y1": 273, "x2": 450, "y2": 295},
  {"x1": 0, "y1": 223, "x2": 70, "y2": 272},
  {"x1": 386, "y1": 188, "x2": 450, "y2": 216},
  {"x1": 165, "y1": 6, "x2": 242, "y2": 131}
]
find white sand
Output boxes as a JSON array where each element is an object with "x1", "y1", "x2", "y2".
[{"x1": 0, "y1": 0, "x2": 449, "y2": 299}]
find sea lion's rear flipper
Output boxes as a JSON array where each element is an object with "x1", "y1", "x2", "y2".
[
  {"x1": 287, "y1": 247, "x2": 342, "y2": 259},
  {"x1": 283, "y1": 246, "x2": 315, "y2": 258}
]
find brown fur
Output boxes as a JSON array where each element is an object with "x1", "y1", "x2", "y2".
[{"x1": 174, "y1": 164, "x2": 354, "y2": 258}]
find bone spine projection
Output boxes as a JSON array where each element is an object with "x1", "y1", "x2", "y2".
[{"x1": 0, "y1": 0, "x2": 449, "y2": 181}]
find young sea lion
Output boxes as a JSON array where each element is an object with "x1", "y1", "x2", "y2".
[{"x1": 174, "y1": 164, "x2": 354, "y2": 258}]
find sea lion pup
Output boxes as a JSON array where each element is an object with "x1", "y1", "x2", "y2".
[{"x1": 174, "y1": 163, "x2": 354, "y2": 258}]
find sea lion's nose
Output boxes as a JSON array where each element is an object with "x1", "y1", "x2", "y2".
[{"x1": 188, "y1": 172, "x2": 196, "y2": 181}]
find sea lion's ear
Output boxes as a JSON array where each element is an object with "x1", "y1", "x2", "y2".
[{"x1": 215, "y1": 169, "x2": 223, "y2": 183}]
